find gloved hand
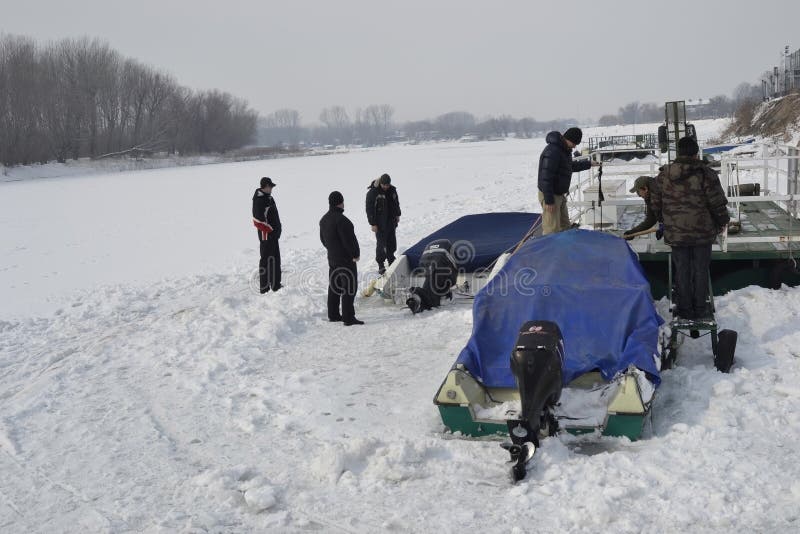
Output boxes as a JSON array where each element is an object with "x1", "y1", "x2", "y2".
[{"x1": 655, "y1": 223, "x2": 664, "y2": 240}]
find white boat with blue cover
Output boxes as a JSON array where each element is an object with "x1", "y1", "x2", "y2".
[
  {"x1": 432, "y1": 230, "x2": 665, "y2": 479},
  {"x1": 368, "y1": 212, "x2": 542, "y2": 310}
]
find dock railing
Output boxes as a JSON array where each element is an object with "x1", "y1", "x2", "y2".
[
  {"x1": 565, "y1": 143, "x2": 799, "y2": 259},
  {"x1": 718, "y1": 144, "x2": 799, "y2": 254},
  {"x1": 568, "y1": 147, "x2": 660, "y2": 227}
]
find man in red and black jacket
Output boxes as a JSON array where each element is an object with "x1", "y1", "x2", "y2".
[{"x1": 252, "y1": 177, "x2": 282, "y2": 293}]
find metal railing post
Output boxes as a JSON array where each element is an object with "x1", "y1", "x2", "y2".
[{"x1": 789, "y1": 147, "x2": 799, "y2": 218}]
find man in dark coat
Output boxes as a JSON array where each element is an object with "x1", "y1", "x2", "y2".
[
  {"x1": 365, "y1": 173, "x2": 401, "y2": 274},
  {"x1": 252, "y1": 177, "x2": 282, "y2": 293},
  {"x1": 651, "y1": 137, "x2": 730, "y2": 321},
  {"x1": 537, "y1": 127, "x2": 593, "y2": 235},
  {"x1": 320, "y1": 191, "x2": 364, "y2": 325},
  {"x1": 623, "y1": 175, "x2": 659, "y2": 239}
]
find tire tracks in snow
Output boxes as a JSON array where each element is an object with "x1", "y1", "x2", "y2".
[{"x1": 0, "y1": 444, "x2": 129, "y2": 531}]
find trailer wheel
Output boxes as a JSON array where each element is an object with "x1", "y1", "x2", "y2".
[{"x1": 714, "y1": 329, "x2": 737, "y2": 373}]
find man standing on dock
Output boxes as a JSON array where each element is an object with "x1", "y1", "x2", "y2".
[
  {"x1": 537, "y1": 127, "x2": 595, "y2": 235},
  {"x1": 651, "y1": 137, "x2": 730, "y2": 321}
]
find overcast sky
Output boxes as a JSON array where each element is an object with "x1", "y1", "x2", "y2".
[{"x1": 3, "y1": 0, "x2": 798, "y2": 124}]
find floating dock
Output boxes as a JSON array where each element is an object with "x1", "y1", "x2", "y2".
[{"x1": 571, "y1": 143, "x2": 800, "y2": 298}]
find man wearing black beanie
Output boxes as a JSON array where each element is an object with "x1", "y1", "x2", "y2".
[
  {"x1": 365, "y1": 172, "x2": 401, "y2": 275},
  {"x1": 651, "y1": 136, "x2": 730, "y2": 322},
  {"x1": 537, "y1": 127, "x2": 596, "y2": 234},
  {"x1": 252, "y1": 176, "x2": 282, "y2": 293},
  {"x1": 319, "y1": 191, "x2": 364, "y2": 325}
]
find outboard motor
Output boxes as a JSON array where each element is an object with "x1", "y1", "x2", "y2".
[
  {"x1": 406, "y1": 239, "x2": 458, "y2": 314},
  {"x1": 502, "y1": 320, "x2": 564, "y2": 482}
]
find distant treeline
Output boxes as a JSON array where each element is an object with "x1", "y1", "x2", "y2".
[
  {"x1": 0, "y1": 35, "x2": 258, "y2": 167},
  {"x1": 261, "y1": 86, "x2": 765, "y2": 149},
  {"x1": 258, "y1": 106, "x2": 581, "y2": 148},
  {"x1": 597, "y1": 83, "x2": 763, "y2": 127}
]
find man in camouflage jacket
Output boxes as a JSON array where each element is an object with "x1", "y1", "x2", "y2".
[{"x1": 651, "y1": 137, "x2": 730, "y2": 320}]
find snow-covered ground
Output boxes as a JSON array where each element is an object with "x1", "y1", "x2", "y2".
[
  {"x1": 0, "y1": 154, "x2": 226, "y2": 184},
  {"x1": 3, "y1": 119, "x2": 800, "y2": 532}
]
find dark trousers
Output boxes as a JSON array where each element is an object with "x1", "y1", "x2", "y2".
[
  {"x1": 259, "y1": 237, "x2": 281, "y2": 292},
  {"x1": 375, "y1": 225, "x2": 397, "y2": 266},
  {"x1": 672, "y1": 244, "x2": 712, "y2": 318},
  {"x1": 328, "y1": 261, "x2": 357, "y2": 321}
]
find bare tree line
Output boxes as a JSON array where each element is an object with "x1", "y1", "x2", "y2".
[
  {"x1": 257, "y1": 82, "x2": 767, "y2": 148},
  {"x1": 0, "y1": 34, "x2": 258, "y2": 167},
  {"x1": 259, "y1": 90, "x2": 759, "y2": 150},
  {"x1": 258, "y1": 104, "x2": 399, "y2": 147},
  {"x1": 597, "y1": 83, "x2": 764, "y2": 127},
  {"x1": 402, "y1": 111, "x2": 577, "y2": 141},
  {"x1": 257, "y1": 81, "x2": 769, "y2": 150},
  {"x1": 258, "y1": 106, "x2": 579, "y2": 148}
]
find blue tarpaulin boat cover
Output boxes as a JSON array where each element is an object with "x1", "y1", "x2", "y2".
[
  {"x1": 404, "y1": 213, "x2": 540, "y2": 272},
  {"x1": 456, "y1": 229, "x2": 663, "y2": 387},
  {"x1": 701, "y1": 138, "x2": 755, "y2": 155}
]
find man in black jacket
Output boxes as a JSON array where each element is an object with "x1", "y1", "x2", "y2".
[
  {"x1": 623, "y1": 176, "x2": 659, "y2": 239},
  {"x1": 252, "y1": 177, "x2": 282, "y2": 293},
  {"x1": 537, "y1": 127, "x2": 593, "y2": 234},
  {"x1": 365, "y1": 173, "x2": 401, "y2": 274},
  {"x1": 320, "y1": 191, "x2": 364, "y2": 325}
]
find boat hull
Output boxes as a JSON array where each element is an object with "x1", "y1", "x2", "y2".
[{"x1": 434, "y1": 366, "x2": 653, "y2": 441}]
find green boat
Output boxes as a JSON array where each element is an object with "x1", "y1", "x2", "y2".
[{"x1": 432, "y1": 230, "x2": 664, "y2": 480}]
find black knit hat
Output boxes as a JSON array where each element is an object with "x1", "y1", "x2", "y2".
[
  {"x1": 379, "y1": 173, "x2": 391, "y2": 185},
  {"x1": 260, "y1": 177, "x2": 276, "y2": 188},
  {"x1": 677, "y1": 136, "x2": 699, "y2": 157},
  {"x1": 328, "y1": 190, "x2": 344, "y2": 206},
  {"x1": 563, "y1": 127, "x2": 582, "y2": 144}
]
